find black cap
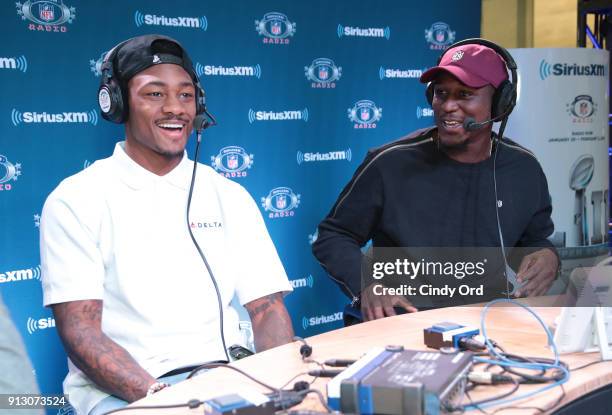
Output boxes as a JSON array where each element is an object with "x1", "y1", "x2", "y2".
[{"x1": 110, "y1": 34, "x2": 198, "y2": 85}]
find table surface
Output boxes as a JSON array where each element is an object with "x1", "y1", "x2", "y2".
[{"x1": 127, "y1": 304, "x2": 612, "y2": 414}]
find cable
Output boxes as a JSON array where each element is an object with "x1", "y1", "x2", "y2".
[
  {"x1": 460, "y1": 299, "x2": 570, "y2": 410},
  {"x1": 186, "y1": 128, "x2": 230, "y2": 363},
  {"x1": 570, "y1": 359, "x2": 607, "y2": 371},
  {"x1": 101, "y1": 399, "x2": 203, "y2": 415},
  {"x1": 186, "y1": 362, "x2": 278, "y2": 392}
]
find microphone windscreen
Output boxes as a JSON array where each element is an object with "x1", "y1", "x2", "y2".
[{"x1": 463, "y1": 117, "x2": 478, "y2": 131}]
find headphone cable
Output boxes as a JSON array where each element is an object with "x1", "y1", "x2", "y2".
[{"x1": 186, "y1": 126, "x2": 230, "y2": 363}]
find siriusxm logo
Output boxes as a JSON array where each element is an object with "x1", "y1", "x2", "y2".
[
  {"x1": 11, "y1": 109, "x2": 98, "y2": 126},
  {"x1": 0, "y1": 154, "x2": 22, "y2": 191},
  {"x1": 261, "y1": 187, "x2": 301, "y2": 219},
  {"x1": 0, "y1": 55, "x2": 28, "y2": 73},
  {"x1": 305, "y1": 58, "x2": 342, "y2": 88},
  {"x1": 337, "y1": 24, "x2": 390, "y2": 39},
  {"x1": 290, "y1": 274, "x2": 314, "y2": 289},
  {"x1": 308, "y1": 228, "x2": 319, "y2": 245},
  {"x1": 416, "y1": 106, "x2": 434, "y2": 119},
  {"x1": 539, "y1": 60, "x2": 607, "y2": 80},
  {"x1": 379, "y1": 67, "x2": 424, "y2": 80},
  {"x1": 255, "y1": 12, "x2": 296, "y2": 44},
  {"x1": 16, "y1": 0, "x2": 76, "y2": 32},
  {"x1": 0, "y1": 265, "x2": 40, "y2": 284},
  {"x1": 296, "y1": 149, "x2": 352, "y2": 164},
  {"x1": 89, "y1": 51, "x2": 108, "y2": 77},
  {"x1": 196, "y1": 63, "x2": 261, "y2": 78},
  {"x1": 301, "y1": 312, "x2": 343, "y2": 330},
  {"x1": 27, "y1": 317, "x2": 55, "y2": 334},
  {"x1": 248, "y1": 108, "x2": 308, "y2": 123},
  {"x1": 211, "y1": 146, "x2": 253, "y2": 179},
  {"x1": 348, "y1": 100, "x2": 382, "y2": 128},
  {"x1": 134, "y1": 10, "x2": 207, "y2": 30},
  {"x1": 425, "y1": 22, "x2": 455, "y2": 50}
]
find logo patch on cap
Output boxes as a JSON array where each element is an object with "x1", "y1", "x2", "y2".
[
  {"x1": 451, "y1": 50, "x2": 464, "y2": 61},
  {"x1": 152, "y1": 55, "x2": 161, "y2": 64}
]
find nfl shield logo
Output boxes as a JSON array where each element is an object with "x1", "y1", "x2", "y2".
[
  {"x1": 276, "y1": 195, "x2": 287, "y2": 210},
  {"x1": 360, "y1": 108, "x2": 371, "y2": 121},
  {"x1": 39, "y1": 4, "x2": 55, "y2": 22},
  {"x1": 227, "y1": 155, "x2": 239, "y2": 170},
  {"x1": 318, "y1": 67, "x2": 329, "y2": 81},
  {"x1": 271, "y1": 21, "x2": 282, "y2": 35},
  {"x1": 435, "y1": 30, "x2": 445, "y2": 43}
]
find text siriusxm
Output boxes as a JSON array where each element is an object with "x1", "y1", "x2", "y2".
[
  {"x1": 204, "y1": 66, "x2": 255, "y2": 76},
  {"x1": 256, "y1": 111, "x2": 303, "y2": 121},
  {"x1": 0, "y1": 57, "x2": 18, "y2": 69},
  {"x1": 21, "y1": 112, "x2": 90, "y2": 123},
  {"x1": 303, "y1": 151, "x2": 347, "y2": 162},
  {"x1": 385, "y1": 69, "x2": 422, "y2": 78},
  {"x1": 343, "y1": 26, "x2": 385, "y2": 37},
  {"x1": 145, "y1": 15, "x2": 201, "y2": 28},
  {"x1": 552, "y1": 63, "x2": 605, "y2": 76},
  {"x1": 307, "y1": 312, "x2": 343, "y2": 326}
]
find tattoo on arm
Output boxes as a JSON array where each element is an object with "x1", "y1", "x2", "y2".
[
  {"x1": 245, "y1": 293, "x2": 294, "y2": 352},
  {"x1": 52, "y1": 300, "x2": 156, "y2": 402}
]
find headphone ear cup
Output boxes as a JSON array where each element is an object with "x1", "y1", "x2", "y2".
[
  {"x1": 425, "y1": 82, "x2": 434, "y2": 106},
  {"x1": 491, "y1": 79, "x2": 515, "y2": 119},
  {"x1": 98, "y1": 79, "x2": 126, "y2": 124}
]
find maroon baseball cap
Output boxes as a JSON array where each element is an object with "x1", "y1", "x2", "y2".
[{"x1": 420, "y1": 44, "x2": 508, "y2": 88}]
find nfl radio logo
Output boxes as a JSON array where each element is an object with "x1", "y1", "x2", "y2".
[
  {"x1": 425, "y1": 22, "x2": 456, "y2": 50},
  {"x1": 566, "y1": 95, "x2": 596, "y2": 124},
  {"x1": 255, "y1": 12, "x2": 296, "y2": 44},
  {"x1": 305, "y1": 58, "x2": 342, "y2": 88},
  {"x1": 261, "y1": 186, "x2": 301, "y2": 219},
  {"x1": 39, "y1": 4, "x2": 54, "y2": 21},
  {"x1": 348, "y1": 100, "x2": 382, "y2": 129},
  {"x1": 211, "y1": 146, "x2": 254, "y2": 179}
]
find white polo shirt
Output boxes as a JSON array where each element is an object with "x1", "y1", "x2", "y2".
[{"x1": 40, "y1": 142, "x2": 292, "y2": 414}]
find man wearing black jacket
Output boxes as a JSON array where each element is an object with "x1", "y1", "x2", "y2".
[{"x1": 313, "y1": 41, "x2": 558, "y2": 321}]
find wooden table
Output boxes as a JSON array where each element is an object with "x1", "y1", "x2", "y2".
[{"x1": 127, "y1": 305, "x2": 612, "y2": 414}]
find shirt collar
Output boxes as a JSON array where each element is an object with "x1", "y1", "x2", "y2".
[{"x1": 111, "y1": 141, "x2": 193, "y2": 190}]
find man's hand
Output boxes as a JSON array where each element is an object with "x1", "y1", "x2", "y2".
[
  {"x1": 515, "y1": 248, "x2": 559, "y2": 297},
  {"x1": 245, "y1": 292, "x2": 294, "y2": 352},
  {"x1": 52, "y1": 300, "x2": 156, "y2": 402},
  {"x1": 360, "y1": 283, "x2": 418, "y2": 321}
]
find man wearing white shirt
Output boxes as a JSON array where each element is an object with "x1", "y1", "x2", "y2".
[{"x1": 40, "y1": 34, "x2": 294, "y2": 415}]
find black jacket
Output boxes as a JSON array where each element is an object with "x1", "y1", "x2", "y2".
[{"x1": 312, "y1": 127, "x2": 556, "y2": 303}]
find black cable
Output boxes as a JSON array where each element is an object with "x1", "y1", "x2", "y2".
[
  {"x1": 570, "y1": 359, "x2": 607, "y2": 371},
  {"x1": 186, "y1": 362, "x2": 278, "y2": 392},
  {"x1": 461, "y1": 377, "x2": 520, "y2": 412},
  {"x1": 186, "y1": 131, "x2": 230, "y2": 363},
  {"x1": 101, "y1": 399, "x2": 203, "y2": 415}
]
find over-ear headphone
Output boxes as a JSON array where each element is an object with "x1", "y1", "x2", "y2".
[
  {"x1": 98, "y1": 37, "x2": 206, "y2": 124},
  {"x1": 425, "y1": 38, "x2": 517, "y2": 121}
]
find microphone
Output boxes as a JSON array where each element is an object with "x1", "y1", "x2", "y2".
[
  {"x1": 463, "y1": 117, "x2": 495, "y2": 131},
  {"x1": 193, "y1": 108, "x2": 217, "y2": 142}
]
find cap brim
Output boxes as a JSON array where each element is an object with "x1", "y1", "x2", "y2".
[{"x1": 420, "y1": 66, "x2": 490, "y2": 88}]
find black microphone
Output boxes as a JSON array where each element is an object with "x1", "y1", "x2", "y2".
[{"x1": 463, "y1": 117, "x2": 495, "y2": 131}]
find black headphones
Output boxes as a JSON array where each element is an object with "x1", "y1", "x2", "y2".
[
  {"x1": 98, "y1": 38, "x2": 206, "y2": 124},
  {"x1": 425, "y1": 38, "x2": 517, "y2": 121}
]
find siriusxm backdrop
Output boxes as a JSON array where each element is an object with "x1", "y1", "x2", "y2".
[{"x1": 0, "y1": 0, "x2": 481, "y2": 411}]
